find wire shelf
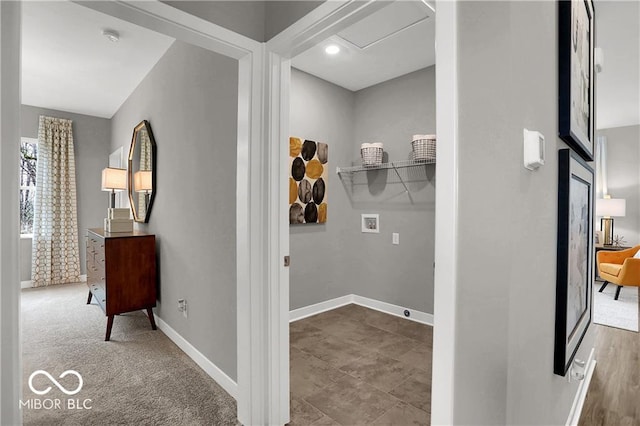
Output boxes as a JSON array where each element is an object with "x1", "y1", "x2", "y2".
[{"x1": 336, "y1": 158, "x2": 435, "y2": 174}]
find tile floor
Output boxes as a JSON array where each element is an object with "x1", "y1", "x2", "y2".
[{"x1": 289, "y1": 304, "x2": 432, "y2": 425}]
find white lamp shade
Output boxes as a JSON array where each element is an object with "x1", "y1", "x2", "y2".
[
  {"x1": 596, "y1": 197, "x2": 626, "y2": 217},
  {"x1": 101, "y1": 167, "x2": 127, "y2": 191},
  {"x1": 134, "y1": 170, "x2": 153, "y2": 192}
]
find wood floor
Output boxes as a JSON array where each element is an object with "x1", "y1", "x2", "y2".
[
  {"x1": 579, "y1": 288, "x2": 640, "y2": 426},
  {"x1": 288, "y1": 304, "x2": 432, "y2": 425}
]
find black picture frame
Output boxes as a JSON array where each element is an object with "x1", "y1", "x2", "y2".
[
  {"x1": 554, "y1": 149, "x2": 594, "y2": 376},
  {"x1": 558, "y1": 0, "x2": 595, "y2": 161}
]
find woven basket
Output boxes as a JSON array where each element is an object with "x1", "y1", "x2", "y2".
[
  {"x1": 361, "y1": 143, "x2": 383, "y2": 166},
  {"x1": 411, "y1": 134, "x2": 436, "y2": 162}
]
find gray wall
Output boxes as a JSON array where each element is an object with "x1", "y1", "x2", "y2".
[
  {"x1": 289, "y1": 67, "x2": 436, "y2": 313},
  {"x1": 110, "y1": 41, "x2": 239, "y2": 380},
  {"x1": 453, "y1": 2, "x2": 594, "y2": 424},
  {"x1": 162, "y1": 0, "x2": 322, "y2": 42},
  {"x1": 265, "y1": 1, "x2": 324, "y2": 40},
  {"x1": 289, "y1": 69, "x2": 356, "y2": 309},
  {"x1": 352, "y1": 67, "x2": 435, "y2": 312},
  {"x1": 20, "y1": 105, "x2": 111, "y2": 281},
  {"x1": 162, "y1": 1, "x2": 266, "y2": 42},
  {"x1": 598, "y1": 125, "x2": 640, "y2": 245}
]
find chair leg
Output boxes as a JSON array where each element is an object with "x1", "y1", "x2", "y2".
[
  {"x1": 598, "y1": 281, "x2": 609, "y2": 293},
  {"x1": 614, "y1": 285, "x2": 623, "y2": 300}
]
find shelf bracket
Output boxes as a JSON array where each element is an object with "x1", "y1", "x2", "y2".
[{"x1": 391, "y1": 163, "x2": 414, "y2": 203}]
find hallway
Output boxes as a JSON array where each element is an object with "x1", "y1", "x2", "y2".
[{"x1": 579, "y1": 291, "x2": 640, "y2": 425}]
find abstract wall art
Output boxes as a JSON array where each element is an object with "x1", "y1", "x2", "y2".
[
  {"x1": 558, "y1": 0, "x2": 595, "y2": 161},
  {"x1": 554, "y1": 148, "x2": 594, "y2": 376},
  {"x1": 289, "y1": 137, "x2": 328, "y2": 224}
]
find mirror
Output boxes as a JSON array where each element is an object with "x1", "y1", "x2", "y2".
[{"x1": 128, "y1": 120, "x2": 156, "y2": 223}]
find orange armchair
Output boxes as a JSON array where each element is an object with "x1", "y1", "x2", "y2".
[{"x1": 596, "y1": 245, "x2": 640, "y2": 300}]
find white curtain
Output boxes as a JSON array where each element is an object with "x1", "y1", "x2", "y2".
[{"x1": 31, "y1": 116, "x2": 81, "y2": 287}]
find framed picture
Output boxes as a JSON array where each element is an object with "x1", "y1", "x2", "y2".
[
  {"x1": 289, "y1": 137, "x2": 328, "y2": 225},
  {"x1": 554, "y1": 149, "x2": 594, "y2": 376},
  {"x1": 558, "y1": 0, "x2": 595, "y2": 161},
  {"x1": 361, "y1": 214, "x2": 379, "y2": 233}
]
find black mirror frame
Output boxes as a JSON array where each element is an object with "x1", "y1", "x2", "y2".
[{"x1": 128, "y1": 120, "x2": 157, "y2": 223}]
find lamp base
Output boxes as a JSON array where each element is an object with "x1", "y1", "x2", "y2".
[
  {"x1": 601, "y1": 217, "x2": 614, "y2": 246},
  {"x1": 109, "y1": 190, "x2": 116, "y2": 209}
]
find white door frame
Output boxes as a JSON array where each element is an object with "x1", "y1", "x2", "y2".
[
  {"x1": 1, "y1": 1, "x2": 287, "y2": 424},
  {"x1": 1, "y1": 2, "x2": 23, "y2": 424},
  {"x1": 431, "y1": 1, "x2": 459, "y2": 424},
  {"x1": 265, "y1": 1, "x2": 458, "y2": 424}
]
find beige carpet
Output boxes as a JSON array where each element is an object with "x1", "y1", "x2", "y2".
[{"x1": 21, "y1": 282, "x2": 236, "y2": 425}]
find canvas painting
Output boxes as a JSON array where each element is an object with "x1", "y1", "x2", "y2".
[
  {"x1": 554, "y1": 148, "x2": 593, "y2": 376},
  {"x1": 566, "y1": 177, "x2": 589, "y2": 339},
  {"x1": 570, "y1": 0, "x2": 591, "y2": 141},
  {"x1": 558, "y1": 0, "x2": 595, "y2": 161},
  {"x1": 289, "y1": 137, "x2": 328, "y2": 224}
]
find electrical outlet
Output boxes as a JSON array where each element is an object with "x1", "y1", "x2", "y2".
[
  {"x1": 178, "y1": 299, "x2": 188, "y2": 318},
  {"x1": 392, "y1": 233, "x2": 399, "y2": 245}
]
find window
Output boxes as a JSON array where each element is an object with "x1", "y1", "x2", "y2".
[{"x1": 20, "y1": 138, "x2": 38, "y2": 235}]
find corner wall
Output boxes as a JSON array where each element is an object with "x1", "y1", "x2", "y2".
[
  {"x1": 352, "y1": 67, "x2": 436, "y2": 312},
  {"x1": 453, "y1": 2, "x2": 594, "y2": 424},
  {"x1": 110, "y1": 41, "x2": 239, "y2": 380},
  {"x1": 598, "y1": 125, "x2": 640, "y2": 246},
  {"x1": 289, "y1": 67, "x2": 436, "y2": 313},
  {"x1": 289, "y1": 69, "x2": 355, "y2": 309}
]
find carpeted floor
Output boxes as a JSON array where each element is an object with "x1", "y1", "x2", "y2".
[{"x1": 21, "y1": 282, "x2": 236, "y2": 425}]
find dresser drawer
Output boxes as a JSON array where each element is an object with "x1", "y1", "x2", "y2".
[{"x1": 90, "y1": 284, "x2": 107, "y2": 312}]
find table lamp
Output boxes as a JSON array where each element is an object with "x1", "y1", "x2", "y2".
[
  {"x1": 134, "y1": 170, "x2": 153, "y2": 209},
  {"x1": 101, "y1": 167, "x2": 127, "y2": 208},
  {"x1": 596, "y1": 195, "x2": 626, "y2": 246}
]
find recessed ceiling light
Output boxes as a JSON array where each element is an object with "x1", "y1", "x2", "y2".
[
  {"x1": 102, "y1": 29, "x2": 120, "y2": 43},
  {"x1": 325, "y1": 45, "x2": 340, "y2": 55}
]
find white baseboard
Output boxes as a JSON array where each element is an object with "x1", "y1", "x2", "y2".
[
  {"x1": 289, "y1": 294, "x2": 433, "y2": 326},
  {"x1": 289, "y1": 295, "x2": 353, "y2": 322},
  {"x1": 146, "y1": 294, "x2": 430, "y2": 403},
  {"x1": 352, "y1": 294, "x2": 434, "y2": 326},
  {"x1": 566, "y1": 347, "x2": 596, "y2": 426},
  {"x1": 20, "y1": 274, "x2": 86, "y2": 289},
  {"x1": 154, "y1": 314, "x2": 238, "y2": 400}
]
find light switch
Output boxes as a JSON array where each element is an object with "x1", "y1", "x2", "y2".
[
  {"x1": 392, "y1": 233, "x2": 399, "y2": 245},
  {"x1": 523, "y1": 128, "x2": 545, "y2": 170}
]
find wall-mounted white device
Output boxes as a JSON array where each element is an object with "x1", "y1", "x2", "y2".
[{"x1": 523, "y1": 129, "x2": 545, "y2": 171}]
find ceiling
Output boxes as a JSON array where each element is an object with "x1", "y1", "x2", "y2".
[
  {"x1": 22, "y1": 1, "x2": 174, "y2": 119},
  {"x1": 291, "y1": 1, "x2": 435, "y2": 92},
  {"x1": 595, "y1": 0, "x2": 639, "y2": 129},
  {"x1": 21, "y1": 1, "x2": 636, "y2": 127}
]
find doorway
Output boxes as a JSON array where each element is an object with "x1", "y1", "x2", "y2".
[{"x1": 274, "y1": 0, "x2": 446, "y2": 423}]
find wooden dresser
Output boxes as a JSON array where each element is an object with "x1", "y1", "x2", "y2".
[{"x1": 86, "y1": 228, "x2": 157, "y2": 341}]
